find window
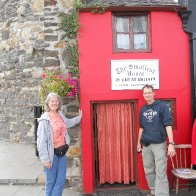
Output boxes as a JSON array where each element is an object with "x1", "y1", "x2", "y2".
[
  {"x1": 159, "y1": 98, "x2": 177, "y2": 130},
  {"x1": 113, "y1": 13, "x2": 150, "y2": 52}
]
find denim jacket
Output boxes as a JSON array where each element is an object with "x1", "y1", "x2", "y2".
[{"x1": 37, "y1": 111, "x2": 81, "y2": 165}]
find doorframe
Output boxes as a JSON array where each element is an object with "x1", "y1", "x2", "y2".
[{"x1": 90, "y1": 99, "x2": 139, "y2": 189}]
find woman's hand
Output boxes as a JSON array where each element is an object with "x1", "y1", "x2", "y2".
[
  {"x1": 44, "y1": 162, "x2": 52, "y2": 169},
  {"x1": 79, "y1": 109, "x2": 83, "y2": 118}
]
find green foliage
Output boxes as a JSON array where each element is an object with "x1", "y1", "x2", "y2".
[
  {"x1": 90, "y1": 1, "x2": 107, "y2": 14},
  {"x1": 58, "y1": 0, "x2": 106, "y2": 81},
  {"x1": 75, "y1": 0, "x2": 84, "y2": 11},
  {"x1": 67, "y1": 44, "x2": 79, "y2": 77},
  {"x1": 58, "y1": 0, "x2": 82, "y2": 92},
  {"x1": 59, "y1": 11, "x2": 79, "y2": 38}
]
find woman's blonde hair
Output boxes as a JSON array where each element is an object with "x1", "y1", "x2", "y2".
[{"x1": 45, "y1": 93, "x2": 62, "y2": 112}]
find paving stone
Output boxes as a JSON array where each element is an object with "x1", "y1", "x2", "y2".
[
  {"x1": 0, "y1": 185, "x2": 81, "y2": 196},
  {"x1": 0, "y1": 179, "x2": 9, "y2": 184},
  {"x1": 0, "y1": 141, "x2": 43, "y2": 185}
]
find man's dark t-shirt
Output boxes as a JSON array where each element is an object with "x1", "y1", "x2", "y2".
[{"x1": 140, "y1": 100, "x2": 172, "y2": 144}]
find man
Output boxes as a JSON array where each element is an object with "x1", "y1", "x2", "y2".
[{"x1": 137, "y1": 84, "x2": 176, "y2": 196}]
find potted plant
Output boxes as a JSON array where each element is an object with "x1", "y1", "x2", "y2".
[{"x1": 39, "y1": 67, "x2": 78, "y2": 109}]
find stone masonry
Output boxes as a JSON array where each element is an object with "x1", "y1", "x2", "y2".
[{"x1": 0, "y1": 0, "x2": 82, "y2": 189}]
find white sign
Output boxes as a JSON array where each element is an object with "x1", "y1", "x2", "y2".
[{"x1": 111, "y1": 59, "x2": 159, "y2": 90}]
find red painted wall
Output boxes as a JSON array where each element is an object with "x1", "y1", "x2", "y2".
[{"x1": 78, "y1": 11, "x2": 191, "y2": 194}]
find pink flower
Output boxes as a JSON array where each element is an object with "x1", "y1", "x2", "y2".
[
  {"x1": 41, "y1": 73, "x2": 46, "y2": 78},
  {"x1": 69, "y1": 91, "x2": 75, "y2": 97},
  {"x1": 70, "y1": 78, "x2": 77, "y2": 85},
  {"x1": 68, "y1": 73, "x2": 72, "y2": 78},
  {"x1": 40, "y1": 69, "x2": 78, "y2": 99},
  {"x1": 66, "y1": 73, "x2": 72, "y2": 81}
]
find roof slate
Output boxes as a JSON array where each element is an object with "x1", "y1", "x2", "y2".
[{"x1": 83, "y1": 0, "x2": 179, "y2": 6}]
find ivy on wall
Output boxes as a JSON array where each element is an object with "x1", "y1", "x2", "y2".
[
  {"x1": 59, "y1": 0, "x2": 83, "y2": 78},
  {"x1": 62, "y1": 42, "x2": 79, "y2": 77},
  {"x1": 59, "y1": 10, "x2": 79, "y2": 39},
  {"x1": 59, "y1": 0, "x2": 107, "y2": 78}
]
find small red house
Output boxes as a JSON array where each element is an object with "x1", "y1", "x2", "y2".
[{"x1": 78, "y1": 1, "x2": 192, "y2": 194}]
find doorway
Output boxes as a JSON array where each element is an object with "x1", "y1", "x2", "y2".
[{"x1": 92, "y1": 100, "x2": 138, "y2": 188}]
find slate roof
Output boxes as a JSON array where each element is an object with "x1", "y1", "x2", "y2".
[
  {"x1": 82, "y1": 0, "x2": 187, "y2": 11},
  {"x1": 84, "y1": 0, "x2": 181, "y2": 6}
]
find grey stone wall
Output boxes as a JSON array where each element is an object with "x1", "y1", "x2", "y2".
[
  {"x1": 0, "y1": 0, "x2": 81, "y2": 189},
  {"x1": 0, "y1": 0, "x2": 45, "y2": 142}
]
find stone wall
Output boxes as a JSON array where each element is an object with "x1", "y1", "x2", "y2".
[
  {"x1": 0, "y1": 0, "x2": 81, "y2": 189},
  {"x1": 0, "y1": 0, "x2": 45, "y2": 142}
]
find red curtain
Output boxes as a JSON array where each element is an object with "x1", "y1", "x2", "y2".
[{"x1": 97, "y1": 102, "x2": 135, "y2": 184}]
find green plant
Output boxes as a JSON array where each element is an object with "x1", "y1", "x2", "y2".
[
  {"x1": 90, "y1": 1, "x2": 106, "y2": 14},
  {"x1": 75, "y1": 0, "x2": 84, "y2": 11},
  {"x1": 59, "y1": 11, "x2": 79, "y2": 38},
  {"x1": 39, "y1": 68, "x2": 78, "y2": 108},
  {"x1": 57, "y1": 0, "x2": 106, "y2": 97},
  {"x1": 66, "y1": 43, "x2": 79, "y2": 77}
]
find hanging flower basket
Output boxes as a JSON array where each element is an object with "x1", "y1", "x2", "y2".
[{"x1": 39, "y1": 67, "x2": 78, "y2": 109}]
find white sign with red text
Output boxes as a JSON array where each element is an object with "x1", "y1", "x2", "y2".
[{"x1": 111, "y1": 59, "x2": 159, "y2": 90}]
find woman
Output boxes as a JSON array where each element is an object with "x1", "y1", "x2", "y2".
[{"x1": 37, "y1": 93, "x2": 82, "y2": 196}]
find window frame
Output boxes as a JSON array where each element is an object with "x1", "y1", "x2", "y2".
[
  {"x1": 159, "y1": 98, "x2": 177, "y2": 131},
  {"x1": 112, "y1": 12, "x2": 151, "y2": 53}
]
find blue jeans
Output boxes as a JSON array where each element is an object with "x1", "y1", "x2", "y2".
[{"x1": 44, "y1": 155, "x2": 66, "y2": 196}]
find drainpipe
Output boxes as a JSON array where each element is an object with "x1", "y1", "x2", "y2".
[
  {"x1": 33, "y1": 106, "x2": 43, "y2": 157},
  {"x1": 190, "y1": 33, "x2": 196, "y2": 123},
  {"x1": 178, "y1": 10, "x2": 196, "y2": 124}
]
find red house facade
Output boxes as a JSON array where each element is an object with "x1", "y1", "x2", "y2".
[{"x1": 78, "y1": 1, "x2": 192, "y2": 194}]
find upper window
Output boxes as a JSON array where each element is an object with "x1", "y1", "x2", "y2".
[{"x1": 113, "y1": 13, "x2": 150, "y2": 52}]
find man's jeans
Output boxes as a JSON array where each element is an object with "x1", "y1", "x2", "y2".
[
  {"x1": 142, "y1": 142, "x2": 169, "y2": 196},
  {"x1": 44, "y1": 155, "x2": 66, "y2": 196}
]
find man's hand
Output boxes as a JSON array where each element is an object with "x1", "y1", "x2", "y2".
[
  {"x1": 137, "y1": 128, "x2": 143, "y2": 153},
  {"x1": 137, "y1": 143, "x2": 142, "y2": 153},
  {"x1": 167, "y1": 144, "x2": 176, "y2": 157},
  {"x1": 44, "y1": 162, "x2": 52, "y2": 169}
]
